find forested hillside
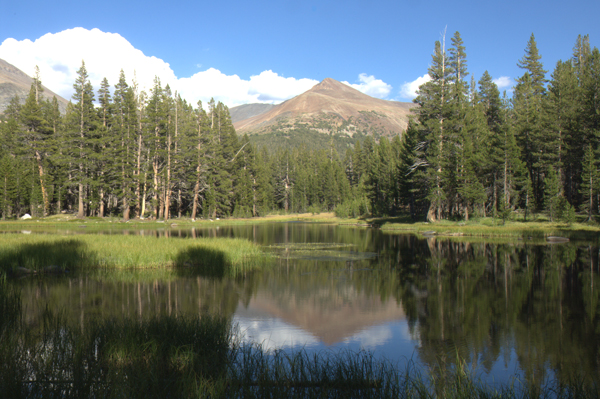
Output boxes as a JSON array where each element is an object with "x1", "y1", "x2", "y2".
[{"x1": 0, "y1": 32, "x2": 599, "y2": 222}]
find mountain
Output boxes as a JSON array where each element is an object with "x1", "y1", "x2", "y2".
[
  {"x1": 234, "y1": 78, "x2": 416, "y2": 147},
  {"x1": 0, "y1": 58, "x2": 69, "y2": 114},
  {"x1": 230, "y1": 103, "x2": 275, "y2": 124},
  {"x1": 236, "y1": 288, "x2": 406, "y2": 345}
]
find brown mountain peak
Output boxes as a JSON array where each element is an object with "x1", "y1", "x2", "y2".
[
  {"x1": 233, "y1": 76, "x2": 416, "y2": 140},
  {"x1": 313, "y1": 77, "x2": 343, "y2": 90},
  {"x1": 308, "y1": 78, "x2": 372, "y2": 104}
]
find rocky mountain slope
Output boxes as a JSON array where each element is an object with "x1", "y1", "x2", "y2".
[
  {"x1": 233, "y1": 78, "x2": 415, "y2": 141},
  {"x1": 230, "y1": 103, "x2": 275, "y2": 124},
  {"x1": 0, "y1": 58, "x2": 69, "y2": 114}
]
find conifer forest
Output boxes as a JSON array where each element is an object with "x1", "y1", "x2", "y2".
[{"x1": 1, "y1": 33, "x2": 599, "y2": 222}]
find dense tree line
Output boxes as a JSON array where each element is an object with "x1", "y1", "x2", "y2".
[
  {"x1": 341, "y1": 32, "x2": 600, "y2": 222},
  {"x1": 1, "y1": 32, "x2": 599, "y2": 221},
  {"x1": 0, "y1": 62, "x2": 353, "y2": 219}
]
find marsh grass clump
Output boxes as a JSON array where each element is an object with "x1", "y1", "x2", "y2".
[
  {"x1": 227, "y1": 346, "x2": 402, "y2": 398},
  {"x1": 266, "y1": 242, "x2": 377, "y2": 262},
  {"x1": 0, "y1": 234, "x2": 268, "y2": 277},
  {"x1": 0, "y1": 300, "x2": 232, "y2": 399}
]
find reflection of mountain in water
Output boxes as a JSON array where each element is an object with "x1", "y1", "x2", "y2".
[{"x1": 237, "y1": 287, "x2": 405, "y2": 346}]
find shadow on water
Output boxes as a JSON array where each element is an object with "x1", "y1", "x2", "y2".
[
  {"x1": 1, "y1": 239, "x2": 94, "y2": 277},
  {"x1": 173, "y1": 246, "x2": 230, "y2": 279}
]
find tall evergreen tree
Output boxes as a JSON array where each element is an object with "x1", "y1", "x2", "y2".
[
  {"x1": 20, "y1": 71, "x2": 52, "y2": 216},
  {"x1": 71, "y1": 61, "x2": 97, "y2": 218},
  {"x1": 579, "y1": 144, "x2": 597, "y2": 221}
]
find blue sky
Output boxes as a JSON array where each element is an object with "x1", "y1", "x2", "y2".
[{"x1": 1, "y1": 0, "x2": 599, "y2": 107}]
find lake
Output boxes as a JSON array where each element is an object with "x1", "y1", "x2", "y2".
[{"x1": 10, "y1": 222, "x2": 600, "y2": 389}]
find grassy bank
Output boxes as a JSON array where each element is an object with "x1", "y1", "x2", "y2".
[
  {"x1": 370, "y1": 216, "x2": 600, "y2": 241},
  {"x1": 0, "y1": 234, "x2": 268, "y2": 278},
  {"x1": 0, "y1": 212, "x2": 344, "y2": 231},
  {"x1": 4, "y1": 211, "x2": 600, "y2": 242},
  {"x1": 0, "y1": 282, "x2": 597, "y2": 399}
]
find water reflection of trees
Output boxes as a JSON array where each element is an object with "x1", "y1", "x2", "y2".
[
  {"x1": 395, "y1": 237, "x2": 600, "y2": 388},
  {"x1": 11, "y1": 223, "x2": 600, "y2": 389},
  {"x1": 17, "y1": 274, "x2": 258, "y2": 329}
]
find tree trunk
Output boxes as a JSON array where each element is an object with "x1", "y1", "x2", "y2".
[
  {"x1": 35, "y1": 150, "x2": 49, "y2": 216},
  {"x1": 77, "y1": 181, "x2": 84, "y2": 218}
]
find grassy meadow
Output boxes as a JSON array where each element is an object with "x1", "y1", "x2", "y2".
[{"x1": 5, "y1": 211, "x2": 600, "y2": 239}]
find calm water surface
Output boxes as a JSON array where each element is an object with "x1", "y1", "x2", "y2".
[{"x1": 12, "y1": 223, "x2": 600, "y2": 388}]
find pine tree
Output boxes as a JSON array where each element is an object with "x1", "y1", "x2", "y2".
[
  {"x1": 232, "y1": 135, "x2": 255, "y2": 217},
  {"x1": 146, "y1": 77, "x2": 167, "y2": 219},
  {"x1": 96, "y1": 77, "x2": 113, "y2": 217},
  {"x1": 20, "y1": 74, "x2": 52, "y2": 215},
  {"x1": 572, "y1": 34, "x2": 591, "y2": 76},
  {"x1": 398, "y1": 119, "x2": 427, "y2": 220},
  {"x1": 0, "y1": 155, "x2": 17, "y2": 219},
  {"x1": 517, "y1": 33, "x2": 548, "y2": 96},
  {"x1": 254, "y1": 147, "x2": 274, "y2": 215},
  {"x1": 273, "y1": 149, "x2": 293, "y2": 212},
  {"x1": 210, "y1": 102, "x2": 238, "y2": 217},
  {"x1": 71, "y1": 61, "x2": 97, "y2": 218},
  {"x1": 514, "y1": 34, "x2": 548, "y2": 209},
  {"x1": 513, "y1": 72, "x2": 544, "y2": 207},
  {"x1": 544, "y1": 166, "x2": 561, "y2": 222},
  {"x1": 191, "y1": 101, "x2": 209, "y2": 220},
  {"x1": 579, "y1": 144, "x2": 597, "y2": 221},
  {"x1": 414, "y1": 33, "x2": 452, "y2": 221},
  {"x1": 544, "y1": 60, "x2": 578, "y2": 202}
]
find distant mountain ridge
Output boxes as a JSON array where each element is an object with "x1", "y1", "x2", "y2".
[
  {"x1": 0, "y1": 58, "x2": 69, "y2": 114},
  {"x1": 233, "y1": 78, "x2": 415, "y2": 141},
  {"x1": 230, "y1": 103, "x2": 275, "y2": 124}
]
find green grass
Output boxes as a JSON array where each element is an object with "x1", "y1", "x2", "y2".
[
  {"x1": 374, "y1": 216, "x2": 600, "y2": 241},
  {"x1": 0, "y1": 212, "x2": 343, "y2": 231},
  {"x1": 0, "y1": 234, "x2": 269, "y2": 278}
]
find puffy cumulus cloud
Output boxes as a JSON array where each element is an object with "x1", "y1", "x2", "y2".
[
  {"x1": 399, "y1": 74, "x2": 431, "y2": 99},
  {"x1": 342, "y1": 73, "x2": 392, "y2": 99},
  {"x1": 0, "y1": 28, "x2": 177, "y2": 101},
  {"x1": 233, "y1": 316, "x2": 319, "y2": 351},
  {"x1": 493, "y1": 76, "x2": 513, "y2": 90},
  {"x1": 344, "y1": 324, "x2": 393, "y2": 349},
  {"x1": 177, "y1": 68, "x2": 253, "y2": 108},
  {"x1": 248, "y1": 71, "x2": 318, "y2": 104},
  {"x1": 0, "y1": 28, "x2": 317, "y2": 108},
  {"x1": 178, "y1": 69, "x2": 318, "y2": 108}
]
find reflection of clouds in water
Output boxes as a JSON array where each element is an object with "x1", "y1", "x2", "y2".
[
  {"x1": 344, "y1": 324, "x2": 393, "y2": 348},
  {"x1": 233, "y1": 316, "x2": 319, "y2": 351}
]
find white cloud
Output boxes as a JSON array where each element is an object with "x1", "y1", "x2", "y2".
[
  {"x1": 233, "y1": 316, "x2": 319, "y2": 351},
  {"x1": 248, "y1": 70, "x2": 318, "y2": 103},
  {"x1": 0, "y1": 28, "x2": 403, "y2": 109},
  {"x1": 399, "y1": 74, "x2": 431, "y2": 99},
  {"x1": 343, "y1": 324, "x2": 393, "y2": 349},
  {"x1": 493, "y1": 76, "x2": 513, "y2": 89},
  {"x1": 0, "y1": 28, "x2": 177, "y2": 103},
  {"x1": 342, "y1": 73, "x2": 392, "y2": 99},
  {"x1": 0, "y1": 28, "x2": 318, "y2": 108},
  {"x1": 178, "y1": 69, "x2": 319, "y2": 108}
]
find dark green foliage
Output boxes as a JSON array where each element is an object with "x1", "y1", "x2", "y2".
[
  {"x1": 3, "y1": 34, "x2": 600, "y2": 222},
  {"x1": 579, "y1": 144, "x2": 596, "y2": 221},
  {"x1": 544, "y1": 166, "x2": 562, "y2": 221}
]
